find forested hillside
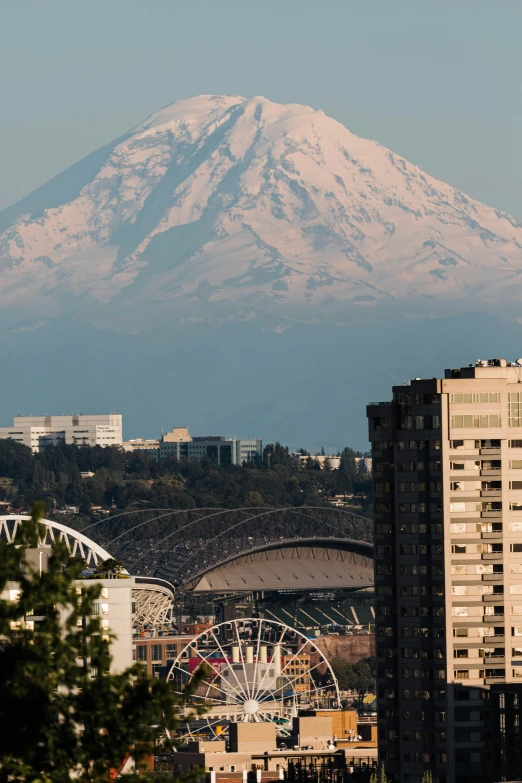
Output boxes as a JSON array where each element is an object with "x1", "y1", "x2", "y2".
[{"x1": 0, "y1": 439, "x2": 371, "y2": 518}]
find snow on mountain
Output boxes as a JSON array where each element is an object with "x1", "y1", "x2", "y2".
[{"x1": 2, "y1": 94, "x2": 522, "y2": 326}]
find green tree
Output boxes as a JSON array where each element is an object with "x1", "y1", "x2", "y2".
[
  {"x1": 244, "y1": 490, "x2": 265, "y2": 506},
  {"x1": 330, "y1": 658, "x2": 357, "y2": 691},
  {"x1": 0, "y1": 502, "x2": 207, "y2": 783},
  {"x1": 336, "y1": 447, "x2": 358, "y2": 494},
  {"x1": 353, "y1": 660, "x2": 376, "y2": 695},
  {"x1": 370, "y1": 764, "x2": 390, "y2": 783},
  {"x1": 92, "y1": 557, "x2": 126, "y2": 578},
  {"x1": 306, "y1": 457, "x2": 321, "y2": 471},
  {"x1": 263, "y1": 443, "x2": 293, "y2": 469}
]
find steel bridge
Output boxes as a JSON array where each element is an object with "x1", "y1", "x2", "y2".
[{"x1": 82, "y1": 506, "x2": 373, "y2": 591}]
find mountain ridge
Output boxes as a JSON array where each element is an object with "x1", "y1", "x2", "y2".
[
  {"x1": 2, "y1": 94, "x2": 522, "y2": 330},
  {"x1": 1, "y1": 94, "x2": 522, "y2": 446}
]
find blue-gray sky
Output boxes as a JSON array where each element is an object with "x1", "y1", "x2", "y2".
[{"x1": 1, "y1": 0, "x2": 521, "y2": 217}]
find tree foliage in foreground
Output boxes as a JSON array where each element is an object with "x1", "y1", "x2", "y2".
[{"x1": 0, "y1": 502, "x2": 206, "y2": 783}]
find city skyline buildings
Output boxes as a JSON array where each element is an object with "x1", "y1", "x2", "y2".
[{"x1": 0, "y1": 411, "x2": 351, "y2": 464}]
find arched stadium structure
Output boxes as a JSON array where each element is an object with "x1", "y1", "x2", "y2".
[
  {"x1": 1, "y1": 509, "x2": 375, "y2": 633},
  {"x1": 0, "y1": 515, "x2": 174, "y2": 629},
  {"x1": 183, "y1": 537, "x2": 373, "y2": 592},
  {"x1": 82, "y1": 506, "x2": 374, "y2": 591},
  {"x1": 83, "y1": 506, "x2": 375, "y2": 633}
]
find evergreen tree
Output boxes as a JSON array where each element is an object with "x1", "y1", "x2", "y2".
[
  {"x1": 263, "y1": 443, "x2": 293, "y2": 469},
  {"x1": 337, "y1": 447, "x2": 358, "y2": 494},
  {"x1": 353, "y1": 660, "x2": 376, "y2": 695},
  {"x1": 0, "y1": 502, "x2": 207, "y2": 782},
  {"x1": 370, "y1": 764, "x2": 390, "y2": 783}
]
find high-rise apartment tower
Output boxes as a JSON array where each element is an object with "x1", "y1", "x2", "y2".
[{"x1": 367, "y1": 358, "x2": 522, "y2": 783}]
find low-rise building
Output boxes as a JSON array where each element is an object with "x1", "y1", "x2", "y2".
[
  {"x1": 0, "y1": 413, "x2": 123, "y2": 453},
  {"x1": 122, "y1": 427, "x2": 262, "y2": 465},
  {"x1": 163, "y1": 717, "x2": 377, "y2": 782},
  {"x1": 133, "y1": 632, "x2": 196, "y2": 677},
  {"x1": 122, "y1": 438, "x2": 160, "y2": 454},
  {"x1": 282, "y1": 653, "x2": 311, "y2": 698},
  {"x1": 158, "y1": 429, "x2": 262, "y2": 466}
]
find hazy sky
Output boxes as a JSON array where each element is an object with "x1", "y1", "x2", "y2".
[{"x1": 1, "y1": 0, "x2": 521, "y2": 217}]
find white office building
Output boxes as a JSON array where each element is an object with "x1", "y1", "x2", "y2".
[{"x1": 0, "y1": 414, "x2": 123, "y2": 453}]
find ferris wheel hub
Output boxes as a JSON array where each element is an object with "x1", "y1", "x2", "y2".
[{"x1": 242, "y1": 699, "x2": 260, "y2": 716}]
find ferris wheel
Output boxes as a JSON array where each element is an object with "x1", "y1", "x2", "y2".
[{"x1": 167, "y1": 618, "x2": 340, "y2": 738}]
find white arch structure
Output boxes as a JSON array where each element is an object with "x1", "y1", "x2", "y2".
[
  {"x1": 133, "y1": 577, "x2": 176, "y2": 629},
  {"x1": 0, "y1": 515, "x2": 175, "y2": 630},
  {"x1": 0, "y1": 515, "x2": 114, "y2": 566}
]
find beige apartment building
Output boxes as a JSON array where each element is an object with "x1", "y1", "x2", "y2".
[{"x1": 367, "y1": 358, "x2": 522, "y2": 783}]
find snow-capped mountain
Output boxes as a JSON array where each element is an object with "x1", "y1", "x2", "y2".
[
  {"x1": 2, "y1": 94, "x2": 522, "y2": 328},
  {"x1": 1, "y1": 95, "x2": 522, "y2": 447}
]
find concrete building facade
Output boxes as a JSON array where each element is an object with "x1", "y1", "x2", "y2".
[
  {"x1": 367, "y1": 358, "x2": 522, "y2": 783},
  {"x1": 122, "y1": 438, "x2": 160, "y2": 454},
  {"x1": 167, "y1": 716, "x2": 377, "y2": 782},
  {"x1": 80, "y1": 576, "x2": 134, "y2": 674},
  {"x1": 2, "y1": 569, "x2": 134, "y2": 675},
  {"x1": 158, "y1": 428, "x2": 262, "y2": 465},
  {"x1": 0, "y1": 413, "x2": 123, "y2": 453},
  {"x1": 122, "y1": 427, "x2": 262, "y2": 465},
  {"x1": 133, "y1": 633, "x2": 195, "y2": 677}
]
